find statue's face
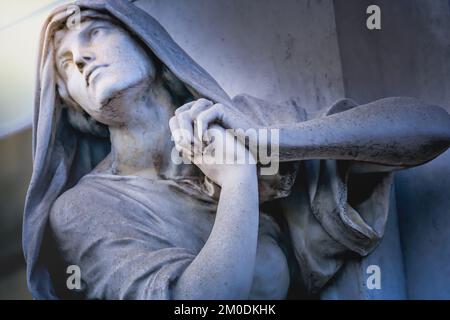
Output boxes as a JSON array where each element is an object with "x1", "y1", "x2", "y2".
[{"x1": 55, "y1": 18, "x2": 156, "y2": 125}]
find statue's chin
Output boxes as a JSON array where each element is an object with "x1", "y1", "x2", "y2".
[
  {"x1": 96, "y1": 75, "x2": 147, "y2": 108},
  {"x1": 91, "y1": 76, "x2": 152, "y2": 125}
]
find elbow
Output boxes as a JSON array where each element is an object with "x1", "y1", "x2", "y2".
[
  {"x1": 429, "y1": 105, "x2": 450, "y2": 148},
  {"x1": 414, "y1": 104, "x2": 450, "y2": 152},
  {"x1": 413, "y1": 107, "x2": 450, "y2": 165},
  {"x1": 399, "y1": 105, "x2": 450, "y2": 166},
  {"x1": 392, "y1": 99, "x2": 450, "y2": 142}
]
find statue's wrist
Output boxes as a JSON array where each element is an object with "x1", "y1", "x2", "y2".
[{"x1": 220, "y1": 165, "x2": 257, "y2": 188}]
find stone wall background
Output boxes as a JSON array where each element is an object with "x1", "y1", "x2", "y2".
[
  {"x1": 331, "y1": 0, "x2": 450, "y2": 299},
  {"x1": 135, "y1": 0, "x2": 345, "y2": 109}
]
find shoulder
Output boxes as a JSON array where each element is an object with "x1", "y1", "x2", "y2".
[
  {"x1": 49, "y1": 178, "x2": 112, "y2": 233},
  {"x1": 49, "y1": 184, "x2": 85, "y2": 230}
]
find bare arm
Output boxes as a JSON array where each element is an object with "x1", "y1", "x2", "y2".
[
  {"x1": 270, "y1": 97, "x2": 450, "y2": 170},
  {"x1": 172, "y1": 167, "x2": 259, "y2": 300},
  {"x1": 182, "y1": 97, "x2": 450, "y2": 173}
]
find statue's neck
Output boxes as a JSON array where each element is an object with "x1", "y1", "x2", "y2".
[{"x1": 107, "y1": 81, "x2": 194, "y2": 180}]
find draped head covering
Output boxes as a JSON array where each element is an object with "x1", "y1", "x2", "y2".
[{"x1": 23, "y1": 0, "x2": 237, "y2": 299}]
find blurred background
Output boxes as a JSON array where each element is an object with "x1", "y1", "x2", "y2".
[
  {"x1": 0, "y1": 0, "x2": 449, "y2": 299},
  {"x1": 0, "y1": 0, "x2": 69, "y2": 299}
]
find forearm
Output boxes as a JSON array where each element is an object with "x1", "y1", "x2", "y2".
[
  {"x1": 173, "y1": 167, "x2": 259, "y2": 300},
  {"x1": 268, "y1": 97, "x2": 450, "y2": 167}
]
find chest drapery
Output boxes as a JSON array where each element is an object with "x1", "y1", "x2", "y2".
[{"x1": 49, "y1": 173, "x2": 287, "y2": 299}]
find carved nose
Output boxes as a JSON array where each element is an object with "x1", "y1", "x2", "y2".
[{"x1": 75, "y1": 53, "x2": 95, "y2": 73}]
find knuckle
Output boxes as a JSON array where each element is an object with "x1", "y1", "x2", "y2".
[
  {"x1": 212, "y1": 103, "x2": 222, "y2": 112},
  {"x1": 169, "y1": 117, "x2": 177, "y2": 127},
  {"x1": 179, "y1": 127, "x2": 191, "y2": 136},
  {"x1": 189, "y1": 104, "x2": 202, "y2": 114},
  {"x1": 175, "y1": 144, "x2": 183, "y2": 152},
  {"x1": 178, "y1": 111, "x2": 191, "y2": 122},
  {"x1": 196, "y1": 113, "x2": 206, "y2": 123},
  {"x1": 174, "y1": 106, "x2": 185, "y2": 115},
  {"x1": 197, "y1": 98, "x2": 212, "y2": 107},
  {"x1": 175, "y1": 102, "x2": 193, "y2": 115}
]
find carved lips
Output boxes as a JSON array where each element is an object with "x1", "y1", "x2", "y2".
[{"x1": 85, "y1": 64, "x2": 108, "y2": 86}]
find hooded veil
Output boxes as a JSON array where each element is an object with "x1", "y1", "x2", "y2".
[
  {"x1": 24, "y1": 0, "x2": 394, "y2": 300},
  {"x1": 23, "y1": 0, "x2": 241, "y2": 299}
]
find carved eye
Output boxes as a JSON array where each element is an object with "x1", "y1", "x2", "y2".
[{"x1": 90, "y1": 27, "x2": 103, "y2": 39}]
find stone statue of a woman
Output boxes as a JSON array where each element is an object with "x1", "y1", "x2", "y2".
[{"x1": 23, "y1": 0, "x2": 450, "y2": 299}]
